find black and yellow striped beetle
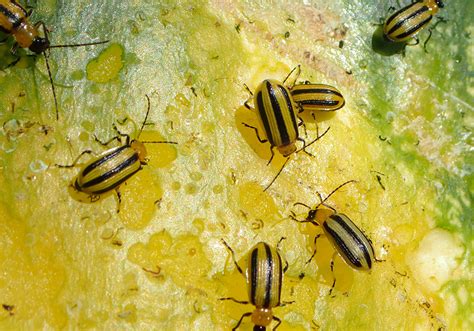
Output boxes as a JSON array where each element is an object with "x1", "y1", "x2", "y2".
[
  {"x1": 290, "y1": 180, "x2": 379, "y2": 294},
  {"x1": 281, "y1": 65, "x2": 345, "y2": 115},
  {"x1": 0, "y1": 0, "x2": 108, "y2": 119},
  {"x1": 290, "y1": 83, "x2": 345, "y2": 114},
  {"x1": 56, "y1": 95, "x2": 177, "y2": 212},
  {"x1": 383, "y1": 0, "x2": 444, "y2": 44},
  {"x1": 220, "y1": 239, "x2": 293, "y2": 331},
  {"x1": 243, "y1": 73, "x2": 329, "y2": 191}
]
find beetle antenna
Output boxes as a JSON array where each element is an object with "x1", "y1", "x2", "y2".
[
  {"x1": 48, "y1": 40, "x2": 109, "y2": 49},
  {"x1": 264, "y1": 157, "x2": 290, "y2": 192},
  {"x1": 141, "y1": 140, "x2": 177, "y2": 144},
  {"x1": 282, "y1": 64, "x2": 301, "y2": 88},
  {"x1": 313, "y1": 180, "x2": 357, "y2": 210},
  {"x1": 137, "y1": 95, "x2": 151, "y2": 140},
  {"x1": 137, "y1": 95, "x2": 178, "y2": 145},
  {"x1": 43, "y1": 52, "x2": 59, "y2": 120},
  {"x1": 295, "y1": 126, "x2": 330, "y2": 154}
]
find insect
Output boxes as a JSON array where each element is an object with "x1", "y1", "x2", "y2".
[
  {"x1": 290, "y1": 180, "x2": 379, "y2": 294},
  {"x1": 290, "y1": 83, "x2": 345, "y2": 115},
  {"x1": 56, "y1": 95, "x2": 177, "y2": 212},
  {"x1": 0, "y1": 0, "x2": 108, "y2": 119},
  {"x1": 243, "y1": 73, "x2": 329, "y2": 191},
  {"x1": 383, "y1": 0, "x2": 444, "y2": 45},
  {"x1": 220, "y1": 239, "x2": 292, "y2": 331}
]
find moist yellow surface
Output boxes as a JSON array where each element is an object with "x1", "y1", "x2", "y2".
[{"x1": 0, "y1": 1, "x2": 471, "y2": 330}]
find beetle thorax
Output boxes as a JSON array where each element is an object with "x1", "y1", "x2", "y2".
[
  {"x1": 130, "y1": 140, "x2": 147, "y2": 163},
  {"x1": 252, "y1": 308, "x2": 273, "y2": 327},
  {"x1": 14, "y1": 22, "x2": 39, "y2": 49},
  {"x1": 426, "y1": 0, "x2": 442, "y2": 12},
  {"x1": 277, "y1": 143, "x2": 296, "y2": 157}
]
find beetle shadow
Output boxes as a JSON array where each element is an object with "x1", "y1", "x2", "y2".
[
  {"x1": 371, "y1": 25, "x2": 406, "y2": 57},
  {"x1": 234, "y1": 105, "x2": 286, "y2": 167}
]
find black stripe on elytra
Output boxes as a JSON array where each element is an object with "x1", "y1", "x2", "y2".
[
  {"x1": 324, "y1": 221, "x2": 362, "y2": 268},
  {"x1": 292, "y1": 88, "x2": 343, "y2": 98},
  {"x1": 0, "y1": 4, "x2": 21, "y2": 31},
  {"x1": 87, "y1": 167, "x2": 139, "y2": 194},
  {"x1": 388, "y1": 5, "x2": 429, "y2": 36},
  {"x1": 278, "y1": 85, "x2": 298, "y2": 134},
  {"x1": 394, "y1": 15, "x2": 432, "y2": 40},
  {"x1": 82, "y1": 145, "x2": 129, "y2": 177},
  {"x1": 329, "y1": 214, "x2": 373, "y2": 268},
  {"x1": 267, "y1": 81, "x2": 290, "y2": 145},
  {"x1": 250, "y1": 247, "x2": 259, "y2": 306},
  {"x1": 82, "y1": 153, "x2": 139, "y2": 189},
  {"x1": 263, "y1": 243, "x2": 273, "y2": 309},
  {"x1": 385, "y1": 1, "x2": 419, "y2": 27},
  {"x1": 300, "y1": 100, "x2": 339, "y2": 106},
  {"x1": 256, "y1": 90, "x2": 274, "y2": 145},
  {"x1": 276, "y1": 252, "x2": 282, "y2": 306}
]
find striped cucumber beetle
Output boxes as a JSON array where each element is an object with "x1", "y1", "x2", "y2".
[
  {"x1": 220, "y1": 239, "x2": 293, "y2": 331},
  {"x1": 0, "y1": 0, "x2": 108, "y2": 119},
  {"x1": 290, "y1": 83, "x2": 345, "y2": 114},
  {"x1": 281, "y1": 65, "x2": 345, "y2": 115},
  {"x1": 290, "y1": 180, "x2": 379, "y2": 294},
  {"x1": 383, "y1": 0, "x2": 444, "y2": 45},
  {"x1": 243, "y1": 73, "x2": 330, "y2": 191},
  {"x1": 56, "y1": 95, "x2": 177, "y2": 213}
]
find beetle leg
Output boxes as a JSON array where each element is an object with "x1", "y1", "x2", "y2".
[
  {"x1": 297, "y1": 137, "x2": 314, "y2": 157},
  {"x1": 297, "y1": 115, "x2": 308, "y2": 137},
  {"x1": 242, "y1": 123, "x2": 268, "y2": 144},
  {"x1": 221, "y1": 239, "x2": 244, "y2": 275},
  {"x1": 115, "y1": 188, "x2": 122, "y2": 213},
  {"x1": 94, "y1": 134, "x2": 121, "y2": 146},
  {"x1": 243, "y1": 84, "x2": 253, "y2": 109},
  {"x1": 289, "y1": 213, "x2": 318, "y2": 226},
  {"x1": 266, "y1": 147, "x2": 275, "y2": 166},
  {"x1": 305, "y1": 234, "x2": 321, "y2": 265},
  {"x1": 328, "y1": 251, "x2": 338, "y2": 296},
  {"x1": 423, "y1": 17, "x2": 447, "y2": 54},
  {"x1": 4, "y1": 56, "x2": 21, "y2": 69},
  {"x1": 277, "y1": 237, "x2": 289, "y2": 273},
  {"x1": 219, "y1": 297, "x2": 249, "y2": 305},
  {"x1": 295, "y1": 127, "x2": 330, "y2": 154},
  {"x1": 272, "y1": 315, "x2": 282, "y2": 331},
  {"x1": 232, "y1": 312, "x2": 252, "y2": 331},
  {"x1": 113, "y1": 124, "x2": 131, "y2": 142},
  {"x1": 280, "y1": 301, "x2": 295, "y2": 307}
]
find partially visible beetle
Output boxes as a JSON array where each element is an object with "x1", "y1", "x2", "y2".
[
  {"x1": 383, "y1": 0, "x2": 444, "y2": 44},
  {"x1": 56, "y1": 95, "x2": 177, "y2": 212},
  {"x1": 290, "y1": 83, "x2": 345, "y2": 115},
  {"x1": 0, "y1": 0, "x2": 108, "y2": 119},
  {"x1": 290, "y1": 180, "x2": 379, "y2": 294},
  {"x1": 220, "y1": 239, "x2": 293, "y2": 331}
]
